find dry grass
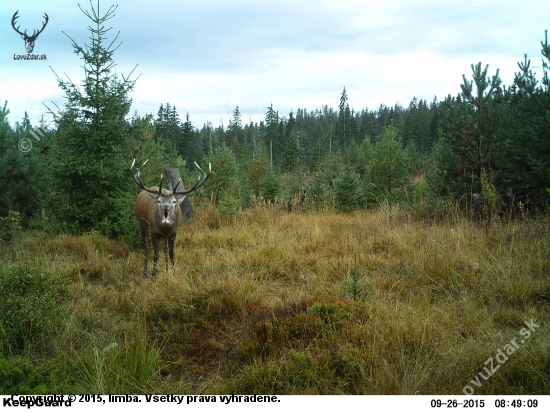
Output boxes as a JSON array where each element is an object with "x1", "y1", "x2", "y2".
[{"x1": 1, "y1": 205, "x2": 549, "y2": 394}]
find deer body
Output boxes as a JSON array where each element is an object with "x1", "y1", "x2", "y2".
[
  {"x1": 131, "y1": 160, "x2": 211, "y2": 278},
  {"x1": 135, "y1": 187, "x2": 183, "y2": 277}
]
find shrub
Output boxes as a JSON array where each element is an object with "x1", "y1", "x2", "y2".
[
  {"x1": 0, "y1": 266, "x2": 67, "y2": 356},
  {"x1": 0, "y1": 356, "x2": 71, "y2": 394}
]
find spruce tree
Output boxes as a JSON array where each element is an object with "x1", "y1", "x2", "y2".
[
  {"x1": 370, "y1": 120, "x2": 411, "y2": 197},
  {"x1": 167, "y1": 105, "x2": 181, "y2": 153},
  {"x1": 155, "y1": 103, "x2": 182, "y2": 157},
  {"x1": 310, "y1": 117, "x2": 327, "y2": 169},
  {"x1": 180, "y1": 112, "x2": 198, "y2": 163},
  {"x1": 358, "y1": 109, "x2": 375, "y2": 142},
  {"x1": 227, "y1": 106, "x2": 243, "y2": 162},
  {"x1": 337, "y1": 87, "x2": 352, "y2": 150},
  {"x1": 334, "y1": 168, "x2": 363, "y2": 212},
  {"x1": 260, "y1": 172, "x2": 281, "y2": 203},
  {"x1": 46, "y1": 1, "x2": 138, "y2": 235},
  {"x1": 265, "y1": 104, "x2": 281, "y2": 170},
  {"x1": 403, "y1": 98, "x2": 432, "y2": 155},
  {"x1": 281, "y1": 131, "x2": 299, "y2": 173},
  {"x1": 285, "y1": 110, "x2": 296, "y2": 139}
]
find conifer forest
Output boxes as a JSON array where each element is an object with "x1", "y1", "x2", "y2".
[{"x1": 0, "y1": 2, "x2": 549, "y2": 396}]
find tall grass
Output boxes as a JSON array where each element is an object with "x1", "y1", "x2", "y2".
[
  {"x1": 0, "y1": 205, "x2": 549, "y2": 394},
  {"x1": 72, "y1": 324, "x2": 163, "y2": 394}
]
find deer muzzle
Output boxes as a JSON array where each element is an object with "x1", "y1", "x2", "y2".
[{"x1": 161, "y1": 208, "x2": 172, "y2": 224}]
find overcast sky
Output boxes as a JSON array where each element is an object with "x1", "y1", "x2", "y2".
[{"x1": 1, "y1": 0, "x2": 549, "y2": 129}]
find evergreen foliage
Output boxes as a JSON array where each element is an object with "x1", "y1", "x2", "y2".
[
  {"x1": 0, "y1": 102, "x2": 26, "y2": 216},
  {"x1": 428, "y1": 36, "x2": 550, "y2": 202},
  {"x1": 7, "y1": 5, "x2": 550, "y2": 222},
  {"x1": 46, "y1": 1, "x2": 138, "y2": 235},
  {"x1": 281, "y1": 131, "x2": 299, "y2": 173},
  {"x1": 265, "y1": 104, "x2": 281, "y2": 171},
  {"x1": 337, "y1": 87, "x2": 350, "y2": 150},
  {"x1": 155, "y1": 103, "x2": 181, "y2": 155},
  {"x1": 181, "y1": 112, "x2": 202, "y2": 163},
  {"x1": 357, "y1": 136, "x2": 373, "y2": 177},
  {"x1": 130, "y1": 113, "x2": 169, "y2": 186},
  {"x1": 0, "y1": 102, "x2": 46, "y2": 219},
  {"x1": 244, "y1": 148, "x2": 269, "y2": 199},
  {"x1": 499, "y1": 30, "x2": 550, "y2": 196},
  {"x1": 260, "y1": 172, "x2": 281, "y2": 202},
  {"x1": 334, "y1": 168, "x2": 363, "y2": 212},
  {"x1": 203, "y1": 145, "x2": 240, "y2": 214},
  {"x1": 429, "y1": 63, "x2": 505, "y2": 198},
  {"x1": 370, "y1": 121, "x2": 411, "y2": 197}
]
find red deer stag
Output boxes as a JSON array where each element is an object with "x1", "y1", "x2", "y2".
[{"x1": 130, "y1": 159, "x2": 211, "y2": 278}]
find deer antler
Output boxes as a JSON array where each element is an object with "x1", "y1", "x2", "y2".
[
  {"x1": 173, "y1": 162, "x2": 212, "y2": 195},
  {"x1": 130, "y1": 159, "x2": 163, "y2": 195}
]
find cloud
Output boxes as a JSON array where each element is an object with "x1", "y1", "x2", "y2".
[{"x1": 1, "y1": 0, "x2": 548, "y2": 128}]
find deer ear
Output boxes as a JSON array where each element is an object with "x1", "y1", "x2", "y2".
[
  {"x1": 149, "y1": 194, "x2": 159, "y2": 201},
  {"x1": 177, "y1": 194, "x2": 186, "y2": 204}
]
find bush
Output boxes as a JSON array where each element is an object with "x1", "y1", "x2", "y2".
[
  {"x1": 0, "y1": 266, "x2": 67, "y2": 356},
  {"x1": 0, "y1": 356, "x2": 71, "y2": 394}
]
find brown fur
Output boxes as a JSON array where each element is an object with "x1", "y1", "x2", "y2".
[{"x1": 135, "y1": 187, "x2": 184, "y2": 278}]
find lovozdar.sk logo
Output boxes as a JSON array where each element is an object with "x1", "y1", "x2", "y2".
[{"x1": 11, "y1": 10, "x2": 49, "y2": 60}]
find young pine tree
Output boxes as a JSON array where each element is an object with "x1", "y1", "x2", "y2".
[
  {"x1": 430, "y1": 63, "x2": 505, "y2": 198},
  {"x1": 500, "y1": 31, "x2": 550, "y2": 195}
]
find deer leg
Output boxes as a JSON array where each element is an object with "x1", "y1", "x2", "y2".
[
  {"x1": 168, "y1": 233, "x2": 176, "y2": 267},
  {"x1": 139, "y1": 220, "x2": 150, "y2": 277},
  {"x1": 163, "y1": 237, "x2": 169, "y2": 273},
  {"x1": 151, "y1": 232, "x2": 161, "y2": 279}
]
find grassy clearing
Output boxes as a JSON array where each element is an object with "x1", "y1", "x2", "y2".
[{"x1": 1, "y1": 205, "x2": 549, "y2": 394}]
